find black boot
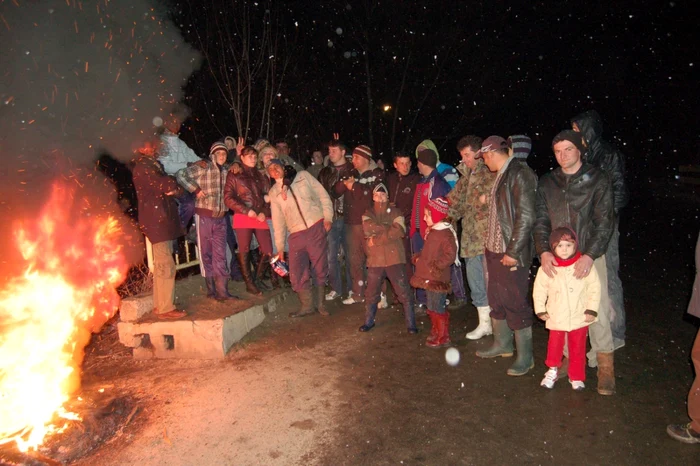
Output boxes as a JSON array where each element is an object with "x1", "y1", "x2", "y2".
[
  {"x1": 205, "y1": 276, "x2": 216, "y2": 299},
  {"x1": 214, "y1": 276, "x2": 240, "y2": 301},
  {"x1": 249, "y1": 248, "x2": 261, "y2": 277},
  {"x1": 237, "y1": 252, "x2": 261, "y2": 296},
  {"x1": 255, "y1": 253, "x2": 273, "y2": 292},
  {"x1": 270, "y1": 270, "x2": 281, "y2": 289}
]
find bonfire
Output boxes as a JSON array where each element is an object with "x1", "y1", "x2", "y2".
[{"x1": 0, "y1": 181, "x2": 130, "y2": 452}]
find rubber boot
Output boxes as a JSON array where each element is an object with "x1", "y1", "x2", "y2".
[
  {"x1": 507, "y1": 326, "x2": 534, "y2": 376},
  {"x1": 427, "y1": 312, "x2": 449, "y2": 348},
  {"x1": 205, "y1": 276, "x2": 216, "y2": 299},
  {"x1": 425, "y1": 311, "x2": 440, "y2": 346},
  {"x1": 255, "y1": 253, "x2": 273, "y2": 292},
  {"x1": 596, "y1": 352, "x2": 616, "y2": 395},
  {"x1": 213, "y1": 276, "x2": 239, "y2": 301},
  {"x1": 315, "y1": 287, "x2": 330, "y2": 316},
  {"x1": 437, "y1": 312, "x2": 451, "y2": 346},
  {"x1": 289, "y1": 288, "x2": 315, "y2": 317},
  {"x1": 475, "y1": 318, "x2": 514, "y2": 358},
  {"x1": 237, "y1": 252, "x2": 261, "y2": 296},
  {"x1": 466, "y1": 306, "x2": 493, "y2": 340}
]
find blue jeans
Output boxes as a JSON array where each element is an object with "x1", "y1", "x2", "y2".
[
  {"x1": 327, "y1": 218, "x2": 351, "y2": 295},
  {"x1": 465, "y1": 254, "x2": 488, "y2": 307},
  {"x1": 427, "y1": 291, "x2": 447, "y2": 314},
  {"x1": 410, "y1": 232, "x2": 427, "y2": 306}
]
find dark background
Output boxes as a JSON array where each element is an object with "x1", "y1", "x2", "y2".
[{"x1": 170, "y1": 0, "x2": 698, "y2": 189}]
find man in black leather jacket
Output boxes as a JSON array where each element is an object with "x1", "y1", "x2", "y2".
[
  {"x1": 534, "y1": 129, "x2": 616, "y2": 395},
  {"x1": 571, "y1": 110, "x2": 627, "y2": 349},
  {"x1": 474, "y1": 136, "x2": 538, "y2": 378}
]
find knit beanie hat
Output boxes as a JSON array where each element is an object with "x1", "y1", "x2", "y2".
[
  {"x1": 552, "y1": 130, "x2": 585, "y2": 153},
  {"x1": 352, "y1": 145, "x2": 372, "y2": 160},
  {"x1": 373, "y1": 183, "x2": 388, "y2": 195},
  {"x1": 210, "y1": 141, "x2": 228, "y2": 156},
  {"x1": 508, "y1": 134, "x2": 532, "y2": 160},
  {"x1": 428, "y1": 196, "x2": 450, "y2": 223},
  {"x1": 549, "y1": 226, "x2": 579, "y2": 259},
  {"x1": 417, "y1": 148, "x2": 438, "y2": 168}
]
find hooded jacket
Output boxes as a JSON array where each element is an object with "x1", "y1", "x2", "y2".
[
  {"x1": 571, "y1": 110, "x2": 629, "y2": 212},
  {"x1": 362, "y1": 203, "x2": 407, "y2": 268},
  {"x1": 415, "y1": 139, "x2": 459, "y2": 188},
  {"x1": 533, "y1": 163, "x2": 614, "y2": 261},
  {"x1": 533, "y1": 262, "x2": 600, "y2": 332},
  {"x1": 410, "y1": 169, "x2": 451, "y2": 239}
]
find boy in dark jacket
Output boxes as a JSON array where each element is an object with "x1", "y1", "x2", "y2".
[
  {"x1": 410, "y1": 197, "x2": 459, "y2": 347},
  {"x1": 359, "y1": 184, "x2": 417, "y2": 334}
]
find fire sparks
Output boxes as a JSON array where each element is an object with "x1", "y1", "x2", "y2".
[{"x1": 0, "y1": 181, "x2": 129, "y2": 451}]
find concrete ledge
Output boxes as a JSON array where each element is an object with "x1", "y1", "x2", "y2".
[
  {"x1": 119, "y1": 293, "x2": 153, "y2": 322},
  {"x1": 117, "y1": 290, "x2": 293, "y2": 359}
]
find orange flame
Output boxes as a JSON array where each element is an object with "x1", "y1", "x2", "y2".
[{"x1": 0, "y1": 181, "x2": 129, "y2": 451}]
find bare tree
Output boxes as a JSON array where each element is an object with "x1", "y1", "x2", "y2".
[{"x1": 183, "y1": 0, "x2": 293, "y2": 141}]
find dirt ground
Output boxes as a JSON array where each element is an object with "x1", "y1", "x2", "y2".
[{"x1": 12, "y1": 190, "x2": 700, "y2": 465}]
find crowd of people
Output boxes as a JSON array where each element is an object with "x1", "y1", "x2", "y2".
[{"x1": 132, "y1": 110, "x2": 635, "y2": 399}]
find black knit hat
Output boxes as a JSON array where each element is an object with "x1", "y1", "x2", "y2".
[
  {"x1": 417, "y1": 148, "x2": 437, "y2": 168},
  {"x1": 552, "y1": 130, "x2": 585, "y2": 153}
]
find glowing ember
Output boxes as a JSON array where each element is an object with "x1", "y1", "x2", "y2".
[{"x1": 0, "y1": 181, "x2": 129, "y2": 451}]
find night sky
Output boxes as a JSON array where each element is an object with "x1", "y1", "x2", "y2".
[{"x1": 171, "y1": 0, "x2": 698, "y2": 189}]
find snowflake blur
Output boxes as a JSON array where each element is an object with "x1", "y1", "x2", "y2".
[{"x1": 0, "y1": 181, "x2": 130, "y2": 451}]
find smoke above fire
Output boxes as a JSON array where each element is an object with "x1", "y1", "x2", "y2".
[{"x1": 0, "y1": 0, "x2": 201, "y2": 278}]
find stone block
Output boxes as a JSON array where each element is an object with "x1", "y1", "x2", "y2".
[{"x1": 119, "y1": 293, "x2": 153, "y2": 322}]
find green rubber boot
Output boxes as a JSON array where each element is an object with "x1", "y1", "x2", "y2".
[
  {"x1": 507, "y1": 326, "x2": 535, "y2": 376},
  {"x1": 475, "y1": 318, "x2": 514, "y2": 358}
]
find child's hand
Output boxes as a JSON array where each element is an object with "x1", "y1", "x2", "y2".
[
  {"x1": 585, "y1": 314, "x2": 595, "y2": 323},
  {"x1": 538, "y1": 312, "x2": 550, "y2": 321}
]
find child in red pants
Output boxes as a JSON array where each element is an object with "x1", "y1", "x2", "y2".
[{"x1": 533, "y1": 227, "x2": 601, "y2": 390}]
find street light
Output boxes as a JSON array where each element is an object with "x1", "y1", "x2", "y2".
[{"x1": 383, "y1": 104, "x2": 392, "y2": 112}]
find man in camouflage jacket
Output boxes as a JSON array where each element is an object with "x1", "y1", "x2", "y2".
[{"x1": 447, "y1": 135, "x2": 496, "y2": 340}]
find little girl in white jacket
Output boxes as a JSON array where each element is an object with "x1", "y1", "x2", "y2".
[{"x1": 533, "y1": 227, "x2": 601, "y2": 390}]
